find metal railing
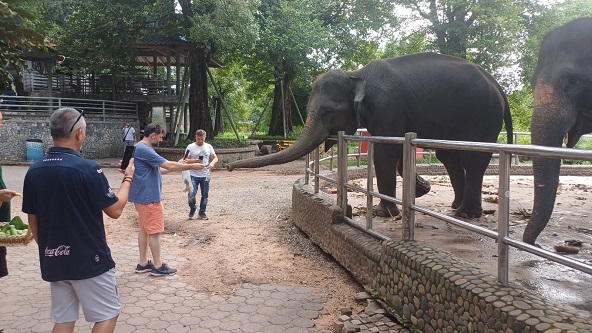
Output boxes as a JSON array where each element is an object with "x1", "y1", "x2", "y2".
[
  {"x1": 338, "y1": 130, "x2": 592, "y2": 168},
  {"x1": 0, "y1": 95, "x2": 138, "y2": 120},
  {"x1": 305, "y1": 131, "x2": 592, "y2": 286}
]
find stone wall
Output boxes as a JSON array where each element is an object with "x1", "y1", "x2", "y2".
[
  {"x1": 291, "y1": 178, "x2": 592, "y2": 332},
  {"x1": 0, "y1": 113, "x2": 137, "y2": 160}
]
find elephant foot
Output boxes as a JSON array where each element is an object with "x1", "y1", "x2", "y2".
[
  {"x1": 454, "y1": 205, "x2": 483, "y2": 219},
  {"x1": 375, "y1": 202, "x2": 400, "y2": 217},
  {"x1": 451, "y1": 200, "x2": 461, "y2": 209},
  {"x1": 415, "y1": 175, "x2": 431, "y2": 198}
]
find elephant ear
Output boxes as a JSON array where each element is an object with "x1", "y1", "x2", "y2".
[{"x1": 350, "y1": 76, "x2": 365, "y2": 128}]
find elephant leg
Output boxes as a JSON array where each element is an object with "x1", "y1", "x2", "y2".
[
  {"x1": 436, "y1": 150, "x2": 465, "y2": 209},
  {"x1": 397, "y1": 161, "x2": 431, "y2": 197},
  {"x1": 374, "y1": 143, "x2": 400, "y2": 217},
  {"x1": 454, "y1": 151, "x2": 491, "y2": 218}
]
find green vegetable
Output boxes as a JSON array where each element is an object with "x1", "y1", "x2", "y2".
[{"x1": 9, "y1": 216, "x2": 26, "y2": 230}]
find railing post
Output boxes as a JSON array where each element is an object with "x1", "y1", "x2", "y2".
[
  {"x1": 102, "y1": 101, "x2": 106, "y2": 121},
  {"x1": 314, "y1": 146, "x2": 320, "y2": 194},
  {"x1": 305, "y1": 151, "x2": 310, "y2": 186},
  {"x1": 329, "y1": 146, "x2": 335, "y2": 171},
  {"x1": 402, "y1": 132, "x2": 417, "y2": 241},
  {"x1": 498, "y1": 151, "x2": 511, "y2": 286},
  {"x1": 366, "y1": 140, "x2": 374, "y2": 230},
  {"x1": 337, "y1": 131, "x2": 348, "y2": 213}
]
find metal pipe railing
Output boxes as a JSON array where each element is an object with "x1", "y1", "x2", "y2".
[{"x1": 306, "y1": 131, "x2": 592, "y2": 286}]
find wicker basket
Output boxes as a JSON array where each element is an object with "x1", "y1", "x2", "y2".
[{"x1": 0, "y1": 223, "x2": 33, "y2": 246}]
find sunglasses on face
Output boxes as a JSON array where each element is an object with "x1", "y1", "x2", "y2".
[{"x1": 69, "y1": 109, "x2": 84, "y2": 133}]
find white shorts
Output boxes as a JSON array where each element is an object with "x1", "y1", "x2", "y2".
[{"x1": 50, "y1": 268, "x2": 121, "y2": 323}]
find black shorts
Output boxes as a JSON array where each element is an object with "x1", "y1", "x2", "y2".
[{"x1": 0, "y1": 246, "x2": 7, "y2": 278}]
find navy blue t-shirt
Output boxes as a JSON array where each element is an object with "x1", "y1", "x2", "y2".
[{"x1": 22, "y1": 147, "x2": 118, "y2": 282}]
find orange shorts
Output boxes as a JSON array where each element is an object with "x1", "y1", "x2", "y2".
[{"x1": 134, "y1": 202, "x2": 164, "y2": 235}]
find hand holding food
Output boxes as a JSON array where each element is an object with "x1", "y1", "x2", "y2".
[{"x1": 0, "y1": 189, "x2": 20, "y2": 202}]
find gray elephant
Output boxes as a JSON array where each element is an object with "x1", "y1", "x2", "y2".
[
  {"x1": 525, "y1": 17, "x2": 592, "y2": 245},
  {"x1": 228, "y1": 53, "x2": 513, "y2": 218}
]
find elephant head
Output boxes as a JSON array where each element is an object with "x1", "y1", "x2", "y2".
[
  {"x1": 226, "y1": 68, "x2": 431, "y2": 199},
  {"x1": 227, "y1": 69, "x2": 363, "y2": 171},
  {"x1": 525, "y1": 18, "x2": 592, "y2": 245}
]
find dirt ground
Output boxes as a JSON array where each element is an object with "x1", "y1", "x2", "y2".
[
  {"x1": 5, "y1": 160, "x2": 592, "y2": 326},
  {"x1": 100, "y1": 160, "x2": 366, "y2": 330},
  {"x1": 340, "y1": 174, "x2": 592, "y2": 316}
]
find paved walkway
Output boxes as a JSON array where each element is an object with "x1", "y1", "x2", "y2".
[
  {"x1": 0, "y1": 161, "x2": 406, "y2": 333},
  {"x1": 0, "y1": 237, "x2": 331, "y2": 333}
]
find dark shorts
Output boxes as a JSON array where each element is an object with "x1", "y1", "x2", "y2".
[{"x1": 0, "y1": 246, "x2": 7, "y2": 278}]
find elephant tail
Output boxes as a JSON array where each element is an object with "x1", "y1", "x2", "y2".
[{"x1": 503, "y1": 94, "x2": 514, "y2": 144}]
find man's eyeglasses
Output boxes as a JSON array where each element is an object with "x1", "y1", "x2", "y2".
[{"x1": 69, "y1": 109, "x2": 84, "y2": 133}]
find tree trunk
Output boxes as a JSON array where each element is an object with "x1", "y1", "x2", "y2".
[
  {"x1": 268, "y1": 76, "x2": 293, "y2": 136},
  {"x1": 188, "y1": 47, "x2": 213, "y2": 138}
]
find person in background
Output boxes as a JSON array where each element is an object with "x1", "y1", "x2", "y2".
[
  {"x1": 0, "y1": 111, "x2": 20, "y2": 278},
  {"x1": 183, "y1": 129, "x2": 218, "y2": 220},
  {"x1": 130, "y1": 124, "x2": 205, "y2": 276},
  {"x1": 22, "y1": 107, "x2": 135, "y2": 333},
  {"x1": 122, "y1": 122, "x2": 135, "y2": 150}
]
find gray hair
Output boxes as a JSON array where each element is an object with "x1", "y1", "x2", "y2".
[
  {"x1": 50, "y1": 107, "x2": 85, "y2": 139},
  {"x1": 196, "y1": 129, "x2": 206, "y2": 137}
]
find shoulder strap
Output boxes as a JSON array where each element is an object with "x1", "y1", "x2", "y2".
[{"x1": 123, "y1": 127, "x2": 132, "y2": 140}]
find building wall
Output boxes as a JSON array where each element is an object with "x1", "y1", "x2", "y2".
[{"x1": 0, "y1": 113, "x2": 138, "y2": 160}]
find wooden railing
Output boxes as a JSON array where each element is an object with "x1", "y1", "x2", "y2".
[{"x1": 0, "y1": 95, "x2": 138, "y2": 119}]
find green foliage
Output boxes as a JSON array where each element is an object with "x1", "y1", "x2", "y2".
[
  {"x1": 382, "y1": 30, "x2": 431, "y2": 58},
  {"x1": 393, "y1": 0, "x2": 528, "y2": 89},
  {"x1": 521, "y1": 0, "x2": 592, "y2": 86},
  {"x1": 248, "y1": 126, "x2": 303, "y2": 140},
  {"x1": 507, "y1": 86, "x2": 534, "y2": 133},
  {"x1": 53, "y1": 0, "x2": 176, "y2": 77},
  {"x1": 184, "y1": 0, "x2": 259, "y2": 55},
  {"x1": 0, "y1": 0, "x2": 45, "y2": 90}
]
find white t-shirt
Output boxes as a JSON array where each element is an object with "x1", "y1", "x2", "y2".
[
  {"x1": 124, "y1": 127, "x2": 135, "y2": 141},
  {"x1": 185, "y1": 142, "x2": 216, "y2": 178}
]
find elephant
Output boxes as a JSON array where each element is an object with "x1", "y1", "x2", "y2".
[
  {"x1": 228, "y1": 52, "x2": 513, "y2": 219},
  {"x1": 525, "y1": 17, "x2": 592, "y2": 245}
]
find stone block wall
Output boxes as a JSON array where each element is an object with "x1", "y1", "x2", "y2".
[
  {"x1": 291, "y1": 178, "x2": 592, "y2": 332},
  {"x1": 0, "y1": 113, "x2": 137, "y2": 160}
]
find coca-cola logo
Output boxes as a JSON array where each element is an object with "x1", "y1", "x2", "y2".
[{"x1": 45, "y1": 245, "x2": 71, "y2": 257}]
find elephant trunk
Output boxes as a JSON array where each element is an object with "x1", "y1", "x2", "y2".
[
  {"x1": 227, "y1": 124, "x2": 330, "y2": 171},
  {"x1": 524, "y1": 81, "x2": 574, "y2": 244}
]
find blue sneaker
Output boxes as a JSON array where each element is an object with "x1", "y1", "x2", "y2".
[
  {"x1": 150, "y1": 263, "x2": 177, "y2": 276},
  {"x1": 135, "y1": 260, "x2": 155, "y2": 273}
]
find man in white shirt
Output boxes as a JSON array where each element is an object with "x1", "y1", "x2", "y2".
[
  {"x1": 183, "y1": 129, "x2": 218, "y2": 220},
  {"x1": 122, "y1": 122, "x2": 135, "y2": 150}
]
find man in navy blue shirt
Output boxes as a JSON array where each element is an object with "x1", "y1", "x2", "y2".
[{"x1": 22, "y1": 107, "x2": 134, "y2": 333}]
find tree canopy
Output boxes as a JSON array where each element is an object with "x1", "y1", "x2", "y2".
[
  {"x1": 7, "y1": 0, "x2": 592, "y2": 136},
  {"x1": 0, "y1": 0, "x2": 45, "y2": 90}
]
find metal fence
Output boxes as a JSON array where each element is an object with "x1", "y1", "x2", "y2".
[
  {"x1": 0, "y1": 95, "x2": 138, "y2": 119},
  {"x1": 305, "y1": 131, "x2": 592, "y2": 286}
]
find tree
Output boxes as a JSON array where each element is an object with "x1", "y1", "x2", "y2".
[
  {"x1": 53, "y1": 0, "x2": 175, "y2": 83},
  {"x1": 177, "y1": 0, "x2": 258, "y2": 139},
  {"x1": 0, "y1": 0, "x2": 45, "y2": 91},
  {"x1": 395, "y1": 0, "x2": 528, "y2": 89},
  {"x1": 248, "y1": 0, "x2": 398, "y2": 137}
]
